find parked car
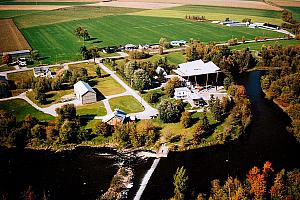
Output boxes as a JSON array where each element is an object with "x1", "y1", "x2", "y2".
[{"x1": 18, "y1": 57, "x2": 27, "y2": 67}]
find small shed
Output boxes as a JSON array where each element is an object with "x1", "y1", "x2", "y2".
[{"x1": 74, "y1": 81, "x2": 97, "y2": 104}]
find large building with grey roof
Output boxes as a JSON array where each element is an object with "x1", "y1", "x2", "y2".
[{"x1": 74, "y1": 81, "x2": 97, "y2": 104}]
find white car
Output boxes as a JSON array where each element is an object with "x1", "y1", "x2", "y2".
[{"x1": 18, "y1": 57, "x2": 27, "y2": 67}]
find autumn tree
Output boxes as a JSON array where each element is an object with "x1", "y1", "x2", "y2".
[
  {"x1": 56, "y1": 104, "x2": 77, "y2": 126},
  {"x1": 159, "y1": 37, "x2": 167, "y2": 55},
  {"x1": 133, "y1": 69, "x2": 151, "y2": 92},
  {"x1": 2, "y1": 54, "x2": 11, "y2": 64},
  {"x1": 158, "y1": 98, "x2": 184, "y2": 123},
  {"x1": 92, "y1": 120, "x2": 111, "y2": 137},
  {"x1": 164, "y1": 77, "x2": 182, "y2": 97},
  {"x1": 180, "y1": 111, "x2": 192, "y2": 128},
  {"x1": 173, "y1": 166, "x2": 189, "y2": 200},
  {"x1": 246, "y1": 166, "x2": 267, "y2": 199}
]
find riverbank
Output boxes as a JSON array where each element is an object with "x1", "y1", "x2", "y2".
[{"x1": 262, "y1": 88, "x2": 299, "y2": 141}]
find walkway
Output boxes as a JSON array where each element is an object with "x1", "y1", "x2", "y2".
[{"x1": 133, "y1": 144, "x2": 169, "y2": 200}]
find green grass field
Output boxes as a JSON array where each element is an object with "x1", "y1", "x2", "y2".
[
  {"x1": 76, "y1": 101, "x2": 107, "y2": 117},
  {"x1": 130, "y1": 8, "x2": 283, "y2": 25},
  {"x1": 21, "y1": 15, "x2": 284, "y2": 64},
  {"x1": 169, "y1": 5, "x2": 281, "y2": 19},
  {"x1": 109, "y1": 95, "x2": 144, "y2": 113},
  {"x1": 230, "y1": 39, "x2": 300, "y2": 51},
  {"x1": 0, "y1": 10, "x2": 43, "y2": 19},
  {"x1": 0, "y1": 99, "x2": 54, "y2": 121}
]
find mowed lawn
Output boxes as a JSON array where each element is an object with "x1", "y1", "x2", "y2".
[
  {"x1": 0, "y1": 99, "x2": 54, "y2": 121},
  {"x1": 109, "y1": 95, "x2": 144, "y2": 113},
  {"x1": 230, "y1": 39, "x2": 300, "y2": 51},
  {"x1": 21, "y1": 15, "x2": 284, "y2": 64},
  {"x1": 76, "y1": 101, "x2": 107, "y2": 117}
]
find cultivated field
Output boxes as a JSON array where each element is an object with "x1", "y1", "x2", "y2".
[
  {"x1": 0, "y1": 19, "x2": 31, "y2": 53},
  {"x1": 21, "y1": 15, "x2": 284, "y2": 63},
  {"x1": 90, "y1": 1, "x2": 182, "y2": 9},
  {"x1": 13, "y1": 6, "x2": 142, "y2": 29},
  {"x1": 130, "y1": 7, "x2": 283, "y2": 25},
  {"x1": 117, "y1": 0, "x2": 282, "y2": 10},
  {"x1": 271, "y1": 0, "x2": 300, "y2": 7},
  {"x1": 0, "y1": 5, "x2": 70, "y2": 10}
]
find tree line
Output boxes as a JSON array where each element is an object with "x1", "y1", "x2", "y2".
[
  {"x1": 170, "y1": 162, "x2": 300, "y2": 200},
  {"x1": 260, "y1": 45, "x2": 300, "y2": 142}
]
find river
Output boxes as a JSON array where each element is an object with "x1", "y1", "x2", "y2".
[
  {"x1": 0, "y1": 71, "x2": 299, "y2": 200},
  {"x1": 141, "y1": 71, "x2": 300, "y2": 199}
]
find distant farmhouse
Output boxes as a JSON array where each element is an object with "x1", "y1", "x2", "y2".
[
  {"x1": 102, "y1": 108, "x2": 128, "y2": 126},
  {"x1": 170, "y1": 40, "x2": 186, "y2": 46},
  {"x1": 33, "y1": 67, "x2": 56, "y2": 78},
  {"x1": 74, "y1": 81, "x2": 97, "y2": 104}
]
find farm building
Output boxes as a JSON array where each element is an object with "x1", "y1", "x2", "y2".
[
  {"x1": 102, "y1": 108, "x2": 128, "y2": 125},
  {"x1": 173, "y1": 59, "x2": 222, "y2": 88},
  {"x1": 74, "y1": 81, "x2": 97, "y2": 105},
  {"x1": 170, "y1": 40, "x2": 186, "y2": 46},
  {"x1": 2, "y1": 50, "x2": 30, "y2": 58},
  {"x1": 33, "y1": 67, "x2": 56, "y2": 78}
]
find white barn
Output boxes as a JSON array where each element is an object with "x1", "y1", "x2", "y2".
[{"x1": 74, "y1": 81, "x2": 97, "y2": 104}]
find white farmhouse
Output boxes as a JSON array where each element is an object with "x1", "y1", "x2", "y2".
[
  {"x1": 174, "y1": 87, "x2": 191, "y2": 100},
  {"x1": 33, "y1": 67, "x2": 56, "y2": 78},
  {"x1": 74, "y1": 81, "x2": 97, "y2": 104}
]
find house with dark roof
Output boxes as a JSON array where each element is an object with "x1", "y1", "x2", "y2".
[{"x1": 74, "y1": 81, "x2": 97, "y2": 104}]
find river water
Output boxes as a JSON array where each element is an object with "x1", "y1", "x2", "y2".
[
  {"x1": 141, "y1": 71, "x2": 300, "y2": 199},
  {"x1": 0, "y1": 71, "x2": 299, "y2": 200}
]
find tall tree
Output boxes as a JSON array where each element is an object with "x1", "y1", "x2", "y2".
[{"x1": 173, "y1": 166, "x2": 189, "y2": 200}]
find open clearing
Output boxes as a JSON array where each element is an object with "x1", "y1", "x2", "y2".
[
  {"x1": 21, "y1": 15, "x2": 284, "y2": 64},
  {"x1": 0, "y1": 19, "x2": 31, "y2": 53},
  {"x1": 116, "y1": 0, "x2": 282, "y2": 10},
  {"x1": 0, "y1": 99, "x2": 54, "y2": 121}
]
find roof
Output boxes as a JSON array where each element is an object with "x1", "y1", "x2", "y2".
[
  {"x1": 33, "y1": 66, "x2": 49, "y2": 74},
  {"x1": 74, "y1": 81, "x2": 96, "y2": 96},
  {"x1": 102, "y1": 108, "x2": 127, "y2": 123},
  {"x1": 175, "y1": 87, "x2": 190, "y2": 93},
  {"x1": 173, "y1": 59, "x2": 220, "y2": 77},
  {"x1": 3, "y1": 49, "x2": 30, "y2": 55}
]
